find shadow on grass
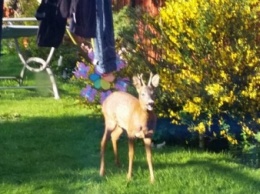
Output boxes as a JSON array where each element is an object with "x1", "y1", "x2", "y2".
[
  {"x1": 1, "y1": 114, "x2": 260, "y2": 192},
  {"x1": 0, "y1": 115, "x2": 104, "y2": 187}
]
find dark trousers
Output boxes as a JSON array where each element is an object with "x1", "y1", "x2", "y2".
[
  {"x1": 69, "y1": 0, "x2": 96, "y2": 38},
  {"x1": 93, "y1": 0, "x2": 117, "y2": 74}
]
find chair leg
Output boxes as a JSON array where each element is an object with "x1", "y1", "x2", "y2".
[{"x1": 46, "y1": 67, "x2": 60, "y2": 99}]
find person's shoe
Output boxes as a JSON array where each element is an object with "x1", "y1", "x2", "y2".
[{"x1": 102, "y1": 73, "x2": 115, "y2": 82}]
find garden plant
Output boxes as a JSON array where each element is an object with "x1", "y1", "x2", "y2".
[
  {"x1": 112, "y1": 0, "x2": 260, "y2": 158},
  {"x1": 1, "y1": 0, "x2": 260, "y2": 193}
]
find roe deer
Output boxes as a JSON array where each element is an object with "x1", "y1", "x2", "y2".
[{"x1": 100, "y1": 73, "x2": 160, "y2": 183}]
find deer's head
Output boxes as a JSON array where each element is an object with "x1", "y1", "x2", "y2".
[{"x1": 133, "y1": 73, "x2": 160, "y2": 111}]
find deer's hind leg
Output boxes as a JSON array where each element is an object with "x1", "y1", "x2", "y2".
[
  {"x1": 111, "y1": 126, "x2": 123, "y2": 166},
  {"x1": 100, "y1": 120, "x2": 116, "y2": 176}
]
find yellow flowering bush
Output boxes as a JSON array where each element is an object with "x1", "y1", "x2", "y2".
[
  {"x1": 111, "y1": 0, "x2": 260, "y2": 150},
  {"x1": 151, "y1": 0, "x2": 260, "y2": 148}
]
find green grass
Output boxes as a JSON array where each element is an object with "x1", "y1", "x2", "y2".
[{"x1": 0, "y1": 55, "x2": 260, "y2": 194}]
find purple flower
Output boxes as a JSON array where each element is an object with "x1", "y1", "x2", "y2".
[
  {"x1": 73, "y1": 62, "x2": 90, "y2": 79},
  {"x1": 81, "y1": 85, "x2": 97, "y2": 102},
  {"x1": 116, "y1": 56, "x2": 127, "y2": 71},
  {"x1": 100, "y1": 90, "x2": 112, "y2": 104},
  {"x1": 115, "y1": 78, "x2": 129, "y2": 92},
  {"x1": 88, "y1": 50, "x2": 94, "y2": 63}
]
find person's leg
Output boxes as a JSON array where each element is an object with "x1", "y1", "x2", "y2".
[{"x1": 94, "y1": 0, "x2": 116, "y2": 81}]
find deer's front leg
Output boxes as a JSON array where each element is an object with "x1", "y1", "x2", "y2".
[
  {"x1": 127, "y1": 138, "x2": 134, "y2": 181},
  {"x1": 111, "y1": 126, "x2": 123, "y2": 166},
  {"x1": 143, "y1": 138, "x2": 154, "y2": 183}
]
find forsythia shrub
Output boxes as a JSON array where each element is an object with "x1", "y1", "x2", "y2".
[{"x1": 152, "y1": 0, "x2": 260, "y2": 149}]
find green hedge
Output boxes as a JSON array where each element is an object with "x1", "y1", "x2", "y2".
[
  {"x1": 113, "y1": 1, "x2": 260, "y2": 150},
  {"x1": 156, "y1": 0, "x2": 260, "y2": 149}
]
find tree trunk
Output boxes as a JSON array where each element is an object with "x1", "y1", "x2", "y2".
[{"x1": 199, "y1": 133, "x2": 205, "y2": 149}]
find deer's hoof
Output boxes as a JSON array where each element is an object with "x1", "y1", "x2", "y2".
[
  {"x1": 100, "y1": 170, "x2": 105, "y2": 177},
  {"x1": 127, "y1": 174, "x2": 132, "y2": 181}
]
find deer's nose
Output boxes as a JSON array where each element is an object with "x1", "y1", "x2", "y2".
[
  {"x1": 148, "y1": 99, "x2": 154, "y2": 105},
  {"x1": 146, "y1": 101, "x2": 154, "y2": 111}
]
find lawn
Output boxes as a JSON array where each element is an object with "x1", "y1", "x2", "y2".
[{"x1": 0, "y1": 55, "x2": 260, "y2": 194}]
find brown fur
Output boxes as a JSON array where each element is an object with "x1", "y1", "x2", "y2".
[{"x1": 99, "y1": 73, "x2": 159, "y2": 183}]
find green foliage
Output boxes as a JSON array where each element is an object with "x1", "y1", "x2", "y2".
[
  {"x1": 7, "y1": 0, "x2": 39, "y2": 17},
  {"x1": 4, "y1": 0, "x2": 80, "y2": 77},
  {"x1": 0, "y1": 96, "x2": 260, "y2": 193},
  {"x1": 139, "y1": 0, "x2": 260, "y2": 149},
  {"x1": 4, "y1": 0, "x2": 260, "y2": 152},
  {"x1": 255, "y1": 132, "x2": 260, "y2": 143},
  {"x1": 113, "y1": 6, "x2": 159, "y2": 75},
  {"x1": 25, "y1": 36, "x2": 80, "y2": 78},
  {"x1": 1, "y1": 55, "x2": 260, "y2": 192},
  {"x1": 112, "y1": 1, "x2": 260, "y2": 151}
]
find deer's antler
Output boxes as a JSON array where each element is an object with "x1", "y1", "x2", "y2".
[
  {"x1": 148, "y1": 72, "x2": 153, "y2": 87},
  {"x1": 138, "y1": 74, "x2": 145, "y2": 86}
]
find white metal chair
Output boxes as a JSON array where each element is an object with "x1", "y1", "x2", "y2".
[{"x1": 0, "y1": 17, "x2": 60, "y2": 99}]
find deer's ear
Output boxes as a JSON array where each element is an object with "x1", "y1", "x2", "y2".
[
  {"x1": 133, "y1": 76, "x2": 142, "y2": 90},
  {"x1": 151, "y1": 74, "x2": 160, "y2": 87}
]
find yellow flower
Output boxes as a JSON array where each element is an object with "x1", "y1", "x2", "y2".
[
  {"x1": 191, "y1": 74, "x2": 201, "y2": 83},
  {"x1": 231, "y1": 53, "x2": 237, "y2": 61},
  {"x1": 220, "y1": 130, "x2": 226, "y2": 136},
  {"x1": 183, "y1": 100, "x2": 201, "y2": 120},
  {"x1": 220, "y1": 70, "x2": 228, "y2": 81},
  {"x1": 244, "y1": 6, "x2": 251, "y2": 14},
  {"x1": 193, "y1": 97, "x2": 201, "y2": 103},
  {"x1": 188, "y1": 43, "x2": 196, "y2": 50},
  {"x1": 194, "y1": 122, "x2": 206, "y2": 134},
  {"x1": 205, "y1": 83, "x2": 224, "y2": 97},
  {"x1": 242, "y1": 126, "x2": 255, "y2": 136},
  {"x1": 256, "y1": 118, "x2": 260, "y2": 124}
]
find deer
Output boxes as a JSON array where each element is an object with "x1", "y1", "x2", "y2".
[{"x1": 99, "y1": 73, "x2": 160, "y2": 183}]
